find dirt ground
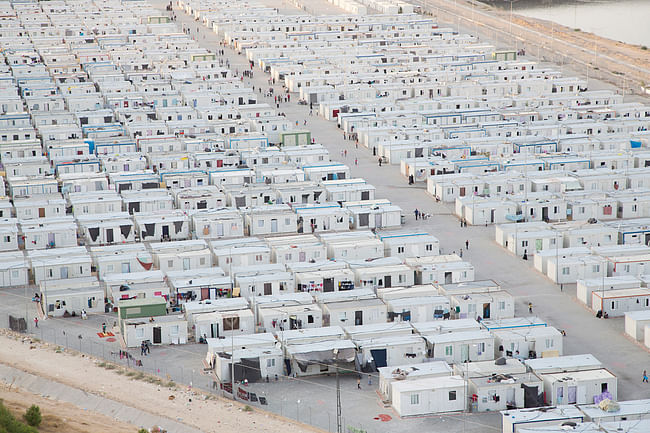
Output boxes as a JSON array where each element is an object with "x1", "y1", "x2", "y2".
[
  {"x1": 0, "y1": 331, "x2": 321, "y2": 433},
  {"x1": 0, "y1": 387, "x2": 137, "y2": 433}
]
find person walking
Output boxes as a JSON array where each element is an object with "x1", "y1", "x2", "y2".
[
  {"x1": 368, "y1": 374, "x2": 372, "y2": 386},
  {"x1": 459, "y1": 249, "x2": 463, "y2": 258},
  {"x1": 344, "y1": 149, "x2": 347, "y2": 158},
  {"x1": 528, "y1": 302, "x2": 533, "y2": 314},
  {"x1": 357, "y1": 376, "x2": 361, "y2": 390},
  {"x1": 354, "y1": 158, "x2": 358, "y2": 166},
  {"x1": 414, "y1": 208, "x2": 419, "y2": 220},
  {"x1": 102, "y1": 322, "x2": 107, "y2": 334},
  {"x1": 465, "y1": 240, "x2": 469, "y2": 250},
  {"x1": 33, "y1": 317, "x2": 38, "y2": 328},
  {"x1": 378, "y1": 157, "x2": 382, "y2": 167},
  {"x1": 643, "y1": 370, "x2": 648, "y2": 383}
]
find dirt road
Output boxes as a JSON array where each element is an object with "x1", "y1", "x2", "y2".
[
  {"x1": 416, "y1": 0, "x2": 650, "y2": 96},
  {"x1": 0, "y1": 331, "x2": 322, "y2": 433}
]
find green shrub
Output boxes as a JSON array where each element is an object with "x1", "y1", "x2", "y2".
[
  {"x1": 23, "y1": 406, "x2": 41, "y2": 428},
  {"x1": 0, "y1": 400, "x2": 37, "y2": 433},
  {"x1": 138, "y1": 429, "x2": 149, "y2": 433}
]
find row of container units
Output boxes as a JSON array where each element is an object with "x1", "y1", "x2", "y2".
[
  {"x1": 26, "y1": 233, "x2": 445, "y2": 307},
  {"x1": 453, "y1": 188, "x2": 650, "y2": 227},
  {"x1": 185, "y1": 280, "x2": 512, "y2": 340},
  {"x1": 0, "y1": 140, "x2": 340, "y2": 183},
  {"x1": 188, "y1": 281, "x2": 518, "y2": 340},
  {"x1": 0, "y1": 197, "x2": 406, "y2": 251},
  {"x1": 427, "y1": 165, "x2": 650, "y2": 205},
  {"x1": 0, "y1": 226, "x2": 440, "y2": 281},
  {"x1": 201, "y1": 314, "x2": 555, "y2": 375},
  {"x1": 501, "y1": 362, "x2": 650, "y2": 433},
  {"x1": 528, "y1": 243, "x2": 650, "y2": 299},
  {"x1": 495, "y1": 220, "x2": 620, "y2": 258},
  {"x1": 1, "y1": 154, "x2": 357, "y2": 200},
  {"x1": 502, "y1": 401, "x2": 650, "y2": 433},
  {"x1": 0, "y1": 172, "x2": 380, "y2": 215},
  {"x1": 200, "y1": 316, "x2": 569, "y2": 417},
  {"x1": 421, "y1": 148, "x2": 650, "y2": 189}
]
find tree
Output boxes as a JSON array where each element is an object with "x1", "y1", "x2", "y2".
[{"x1": 23, "y1": 406, "x2": 40, "y2": 428}]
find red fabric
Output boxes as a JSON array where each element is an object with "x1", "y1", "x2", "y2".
[{"x1": 137, "y1": 257, "x2": 153, "y2": 270}]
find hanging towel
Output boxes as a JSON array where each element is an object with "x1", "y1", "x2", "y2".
[
  {"x1": 120, "y1": 224, "x2": 132, "y2": 238},
  {"x1": 88, "y1": 227, "x2": 100, "y2": 242},
  {"x1": 137, "y1": 257, "x2": 153, "y2": 270}
]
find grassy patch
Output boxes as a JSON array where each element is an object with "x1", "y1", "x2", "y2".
[
  {"x1": 143, "y1": 376, "x2": 163, "y2": 386},
  {"x1": 0, "y1": 400, "x2": 37, "y2": 433}
]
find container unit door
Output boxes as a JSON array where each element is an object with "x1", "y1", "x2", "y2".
[
  {"x1": 323, "y1": 278, "x2": 334, "y2": 292},
  {"x1": 460, "y1": 344, "x2": 469, "y2": 362}
]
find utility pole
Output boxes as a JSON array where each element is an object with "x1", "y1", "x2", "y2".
[
  {"x1": 231, "y1": 333, "x2": 236, "y2": 401},
  {"x1": 335, "y1": 349, "x2": 342, "y2": 433}
]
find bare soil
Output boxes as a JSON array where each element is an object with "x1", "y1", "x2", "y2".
[{"x1": 0, "y1": 331, "x2": 322, "y2": 433}]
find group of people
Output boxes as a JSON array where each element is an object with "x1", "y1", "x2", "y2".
[
  {"x1": 356, "y1": 374, "x2": 373, "y2": 389},
  {"x1": 140, "y1": 340, "x2": 151, "y2": 356},
  {"x1": 413, "y1": 208, "x2": 431, "y2": 221}
]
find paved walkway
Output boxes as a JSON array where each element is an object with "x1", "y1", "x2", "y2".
[{"x1": 0, "y1": 363, "x2": 203, "y2": 433}]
